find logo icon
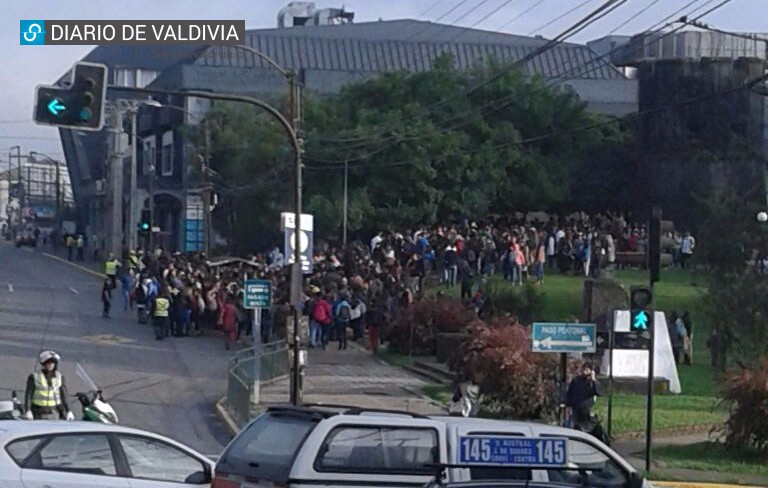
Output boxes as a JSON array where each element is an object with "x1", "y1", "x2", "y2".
[{"x1": 20, "y1": 20, "x2": 46, "y2": 45}]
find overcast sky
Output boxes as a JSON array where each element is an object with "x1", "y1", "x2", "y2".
[{"x1": 0, "y1": 0, "x2": 762, "y2": 159}]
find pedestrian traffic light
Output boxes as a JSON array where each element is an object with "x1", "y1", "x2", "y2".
[
  {"x1": 629, "y1": 286, "x2": 653, "y2": 333},
  {"x1": 138, "y1": 210, "x2": 151, "y2": 234},
  {"x1": 34, "y1": 62, "x2": 108, "y2": 131}
]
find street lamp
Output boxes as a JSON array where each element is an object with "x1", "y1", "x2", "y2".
[{"x1": 757, "y1": 211, "x2": 768, "y2": 223}]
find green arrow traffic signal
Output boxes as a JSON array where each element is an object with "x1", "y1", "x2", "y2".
[{"x1": 47, "y1": 98, "x2": 65, "y2": 116}]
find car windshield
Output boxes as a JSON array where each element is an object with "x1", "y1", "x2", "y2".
[{"x1": 217, "y1": 411, "x2": 319, "y2": 482}]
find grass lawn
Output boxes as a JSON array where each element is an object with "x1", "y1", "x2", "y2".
[
  {"x1": 604, "y1": 394, "x2": 725, "y2": 435},
  {"x1": 422, "y1": 384, "x2": 453, "y2": 404},
  {"x1": 654, "y1": 442, "x2": 768, "y2": 478}
]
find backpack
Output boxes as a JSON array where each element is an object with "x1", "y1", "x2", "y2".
[
  {"x1": 337, "y1": 303, "x2": 351, "y2": 322},
  {"x1": 305, "y1": 298, "x2": 316, "y2": 318},
  {"x1": 312, "y1": 301, "x2": 329, "y2": 324}
]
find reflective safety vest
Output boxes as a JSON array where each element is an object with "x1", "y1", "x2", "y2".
[
  {"x1": 31, "y1": 371, "x2": 62, "y2": 408},
  {"x1": 128, "y1": 255, "x2": 139, "y2": 269},
  {"x1": 105, "y1": 260, "x2": 117, "y2": 275},
  {"x1": 154, "y1": 298, "x2": 170, "y2": 317}
]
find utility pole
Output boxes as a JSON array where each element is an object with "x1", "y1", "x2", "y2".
[
  {"x1": 55, "y1": 161, "x2": 61, "y2": 230},
  {"x1": 107, "y1": 106, "x2": 125, "y2": 256},
  {"x1": 128, "y1": 103, "x2": 139, "y2": 251},
  {"x1": 289, "y1": 70, "x2": 304, "y2": 406},
  {"x1": 342, "y1": 160, "x2": 348, "y2": 246},
  {"x1": 203, "y1": 119, "x2": 212, "y2": 256}
]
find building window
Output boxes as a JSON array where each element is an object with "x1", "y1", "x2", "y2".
[
  {"x1": 142, "y1": 135, "x2": 156, "y2": 176},
  {"x1": 161, "y1": 131, "x2": 174, "y2": 176},
  {"x1": 113, "y1": 68, "x2": 158, "y2": 88}
]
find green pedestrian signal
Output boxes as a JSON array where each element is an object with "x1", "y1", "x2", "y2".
[
  {"x1": 631, "y1": 309, "x2": 649, "y2": 331},
  {"x1": 629, "y1": 286, "x2": 653, "y2": 334}
]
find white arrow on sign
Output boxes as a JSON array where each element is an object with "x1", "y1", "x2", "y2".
[{"x1": 534, "y1": 335, "x2": 593, "y2": 349}]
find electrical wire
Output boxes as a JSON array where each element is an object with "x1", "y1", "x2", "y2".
[
  {"x1": 313, "y1": 0, "x2": 630, "y2": 147},
  {"x1": 527, "y1": 0, "x2": 598, "y2": 35},
  {"x1": 497, "y1": 0, "x2": 550, "y2": 31},
  {"x1": 608, "y1": 0, "x2": 665, "y2": 34},
  {"x1": 309, "y1": 0, "x2": 729, "y2": 161}
]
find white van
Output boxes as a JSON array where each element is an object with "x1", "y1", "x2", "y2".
[{"x1": 212, "y1": 406, "x2": 649, "y2": 488}]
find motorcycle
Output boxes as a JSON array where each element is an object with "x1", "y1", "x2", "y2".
[
  {"x1": 0, "y1": 391, "x2": 23, "y2": 420},
  {"x1": 75, "y1": 363, "x2": 119, "y2": 424},
  {"x1": 75, "y1": 390, "x2": 118, "y2": 423}
]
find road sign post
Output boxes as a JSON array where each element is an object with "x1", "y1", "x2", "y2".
[{"x1": 244, "y1": 279, "x2": 271, "y2": 405}]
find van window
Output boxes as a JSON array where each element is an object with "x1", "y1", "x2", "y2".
[
  {"x1": 546, "y1": 438, "x2": 628, "y2": 488},
  {"x1": 217, "y1": 412, "x2": 319, "y2": 482},
  {"x1": 316, "y1": 426, "x2": 438, "y2": 475}
]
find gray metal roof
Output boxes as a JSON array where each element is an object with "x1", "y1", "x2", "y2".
[{"x1": 192, "y1": 19, "x2": 623, "y2": 80}]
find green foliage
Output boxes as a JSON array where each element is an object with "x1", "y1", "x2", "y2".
[
  {"x1": 722, "y1": 357, "x2": 768, "y2": 453},
  {"x1": 481, "y1": 280, "x2": 544, "y2": 324},
  {"x1": 387, "y1": 297, "x2": 475, "y2": 356},
  {"x1": 455, "y1": 317, "x2": 559, "y2": 420}
]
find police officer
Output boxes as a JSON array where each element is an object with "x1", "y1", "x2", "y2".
[
  {"x1": 151, "y1": 288, "x2": 171, "y2": 340},
  {"x1": 105, "y1": 253, "x2": 121, "y2": 289},
  {"x1": 24, "y1": 350, "x2": 75, "y2": 421}
]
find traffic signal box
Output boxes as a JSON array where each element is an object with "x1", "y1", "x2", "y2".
[{"x1": 34, "y1": 62, "x2": 108, "y2": 131}]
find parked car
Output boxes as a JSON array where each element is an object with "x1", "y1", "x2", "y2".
[
  {"x1": 15, "y1": 231, "x2": 37, "y2": 248},
  {"x1": 0, "y1": 421, "x2": 213, "y2": 487},
  {"x1": 212, "y1": 405, "x2": 649, "y2": 488}
]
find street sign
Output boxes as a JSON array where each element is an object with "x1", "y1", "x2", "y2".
[
  {"x1": 244, "y1": 279, "x2": 271, "y2": 309},
  {"x1": 458, "y1": 436, "x2": 568, "y2": 467},
  {"x1": 531, "y1": 323, "x2": 596, "y2": 353},
  {"x1": 281, "y1": 212, "x2": 313, "y2": 274}
]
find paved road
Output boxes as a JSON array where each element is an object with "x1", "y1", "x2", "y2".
[{"x1": 0, "y1": 242, "x2": 231, "y2": 455}]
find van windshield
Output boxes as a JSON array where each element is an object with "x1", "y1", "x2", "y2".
[{"x1": 217, "y1": 411, "x2": 319, "y2": 482}]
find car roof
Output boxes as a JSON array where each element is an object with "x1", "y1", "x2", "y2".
[{"x1": 0, "y1": 421, "x2": 183, "y2": 442}]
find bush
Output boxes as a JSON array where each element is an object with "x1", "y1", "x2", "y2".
[
  {"x1": 454, "y1": 317, "x2": 559, "y2": 420},
  {"x1": 723, "y1": 357, "x2": 768, "y2": 452},
  {"x1": 387, "y1": 297, "x2": 475, "y2": 355},
  {"x1": 481, "y1": 280, "x2": 544, "y2": 323}
]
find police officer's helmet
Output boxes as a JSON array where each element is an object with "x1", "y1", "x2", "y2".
[{"x1": 38, "y1": 350, "x2": 61, "y2": 365}]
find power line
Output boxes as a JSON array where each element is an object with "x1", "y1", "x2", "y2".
[
  {"x1": 497, "y1": 0, "x2": 549, "y2": 31},
  {"x1": 448, "y1": 0, "x2": 497, "y2": 25},
  {"x1": 310, "y1": 0, "x2": 728, "y2": 159},
  {"x1": 313, "y1": 0, "x2": 630, "y2": 147},
  {"x1": 527, "y1": 0, "x2": 598, "y2": 35},
  {"x1": 608, "y1": 0, "x2": 665, "y2": 35}
]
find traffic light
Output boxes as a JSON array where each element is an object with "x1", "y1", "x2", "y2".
[
  {"x1": 629, "y1": 286, "x2": 653, "y2": 333},
  {"x1": 34, "y1": 62, "x2": 108, "y2": 131},
  {"x1": 138, "y1": 210, "x2": 151, "y2": 234}
]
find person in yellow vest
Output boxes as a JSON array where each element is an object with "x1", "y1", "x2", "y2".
[
  {"x1": 105, "y1": 253, "x2": 121, "y2": 289},
  {"x1": 127, "y1": 250, "x2": 139, "y2": 272},
  {"x1": 151, "y1": 288, "x2": 171, "y2": 340},
  {"x1": 23, "y1": 350, "x2": 74, "y2": 421}
]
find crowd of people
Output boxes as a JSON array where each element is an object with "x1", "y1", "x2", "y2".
[{"x1": 88, "y1": 212, "x2": 699, "y2": 353}]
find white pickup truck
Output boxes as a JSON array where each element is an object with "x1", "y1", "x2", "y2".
[{"x1": 212, "y1": 406, "x2": 650, "y2": 488}]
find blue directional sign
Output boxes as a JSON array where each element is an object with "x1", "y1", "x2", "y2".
[
  {"x1": 244, "y1": 279, "x2": 271, "y2": 309},
  {"x1": 531, "y1": 323, "x2": 596, "y2": 353},
  {"x1": 47, "y1": 98, "x2": 65, "y2": 116},
  {"x1": 458, "y1": 436, "x2": 568, "y2": 467},
  {"x1": 631, "y1": 309, "x2": 649, "y2": 331}
]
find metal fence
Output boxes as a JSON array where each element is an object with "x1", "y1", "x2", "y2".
[{"x1": 227, "y1": 340, "x2": 289, "y2": 427}]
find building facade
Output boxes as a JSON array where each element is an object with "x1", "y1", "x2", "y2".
[{"x1": 56, "y1": 4, "x2": 638, "y2": 252}]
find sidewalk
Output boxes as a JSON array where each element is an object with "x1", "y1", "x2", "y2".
[
  {"x1": 613, "y1": 434, "x2": 768, "y2": 487},
  {"x1": 260, "y1": 344, "x2": 446, "y2": 413}
]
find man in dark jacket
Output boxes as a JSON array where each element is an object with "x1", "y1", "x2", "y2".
[{"x1": 565, "y1": 362, "x2": 601, "y2": 435}]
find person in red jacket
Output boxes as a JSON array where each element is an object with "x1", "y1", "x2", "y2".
[
  {"x1": 311, "y1": 294, "x2": 333, "y2": 350},
  {"x1": 219, "y1": 295, "x2": 238, "y2": 350}
]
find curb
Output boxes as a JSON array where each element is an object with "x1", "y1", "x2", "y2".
[
  {"x1": 653, "y1": 483, "x2": 761, "y2": 488},
  {"x1": 214, "y1": 397, "x2": 240, "y2": 437},
  {"x1": 43, "y1": 252, "x2": 106, "y2": 280}
]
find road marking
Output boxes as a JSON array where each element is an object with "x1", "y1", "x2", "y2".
[
  {"x1": 69, "y1": 287, "x2": 79, "y2": 295},
  {"x1": 42, "y1": 252, "x2": 106, "y2": 280},
  {"x1": 7, "y1": 283, "x2": 13, "y2": 293}
]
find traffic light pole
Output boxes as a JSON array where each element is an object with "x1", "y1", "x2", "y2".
[{"x1": 645, "y1": 284, "x2": 655, "y2": 473}]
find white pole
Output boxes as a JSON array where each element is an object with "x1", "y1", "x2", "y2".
[{"x1": 251, "y1": 307, "x2": 262, "y2": 404}]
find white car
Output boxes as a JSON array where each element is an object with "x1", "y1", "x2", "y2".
[{"x1": 0, "y1": 421, "x2": 214, "y2": 488}]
